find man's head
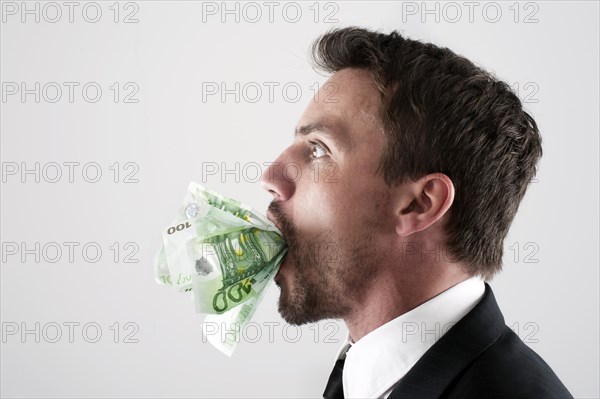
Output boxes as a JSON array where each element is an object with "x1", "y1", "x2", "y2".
[{"x1": 261, "y1": 27, "x2": 542, "y2": 326}]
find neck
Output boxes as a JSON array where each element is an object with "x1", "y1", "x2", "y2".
[{"x1": 344, "y1": 264, "x2": 472, "y2": 343}]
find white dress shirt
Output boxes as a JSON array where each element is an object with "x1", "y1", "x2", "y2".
[{"x1": 334, "y1": 276, "x2": 486, "y2": 399}]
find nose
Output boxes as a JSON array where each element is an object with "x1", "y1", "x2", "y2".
[{"x1": 260, "y1": 152, "x2": 295, "y2": 201}]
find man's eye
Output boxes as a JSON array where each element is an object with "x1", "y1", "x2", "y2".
[{"x1": 310, "y1": 141, "x2": 327, "y2": 159}]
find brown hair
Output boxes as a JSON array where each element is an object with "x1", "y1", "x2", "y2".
[{"x1": 311, "y1": 27, "x2": 542, "y2": 281}]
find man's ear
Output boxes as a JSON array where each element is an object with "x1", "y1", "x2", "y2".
[{"x1": 393, "y1": 173, "x2": 455, "y2": 237}]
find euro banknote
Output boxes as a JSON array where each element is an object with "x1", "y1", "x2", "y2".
[{"x1": 154, "y1": 182, "x2": 287, "y2": 355}]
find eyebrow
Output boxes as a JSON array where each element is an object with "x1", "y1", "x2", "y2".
[{"x1": 294, "y1": 122, "x2": 347, "y2": 150}]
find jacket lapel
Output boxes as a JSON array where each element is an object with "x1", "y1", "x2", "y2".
[{"x1": 389, "y1": 283, "x2": 504, "y2": 399}]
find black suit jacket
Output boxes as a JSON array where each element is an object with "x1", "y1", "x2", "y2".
[{"x1": 387, "y1": 283, "x2": 573, "y2": 399}]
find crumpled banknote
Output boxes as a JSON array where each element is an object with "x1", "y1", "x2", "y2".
[{"x1": 155, "y1": 182, "x2": 287, "y2": 356}]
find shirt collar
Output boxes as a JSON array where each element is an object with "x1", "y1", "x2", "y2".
[{"x1": 341, "y1": 276, "x2": 485, "y2": 398}]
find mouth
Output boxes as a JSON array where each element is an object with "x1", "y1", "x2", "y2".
[{"x1": 266, "y1": 208, "x2": 289, "y2": 284}]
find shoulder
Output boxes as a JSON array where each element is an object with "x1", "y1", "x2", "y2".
[{"x1": 446, "y1": 326, "x2": 573, "y2": 399}]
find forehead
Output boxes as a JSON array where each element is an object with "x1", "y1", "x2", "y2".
[{"x1": 296, "y1": 68, "x2": 384, "y2": 148}]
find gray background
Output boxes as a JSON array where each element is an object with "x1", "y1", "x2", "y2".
[{"x1": 1, "y1": 1, "x2": 598, "y2": 398}]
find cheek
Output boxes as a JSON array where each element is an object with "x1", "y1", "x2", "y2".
[
  {"x1": 297, "y1": 190, "x2": 365, "y2": 239},
  {"x1": 286, "y1": 181, "x2": 341, "y2": 234},
  {"x1": 289, "y1": 158, "x2": 388, "y2": 235},
  {"x1": 330, "y1": 181, "x2": 390, "y2": 237}
]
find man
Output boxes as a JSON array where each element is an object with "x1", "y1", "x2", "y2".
[{"x1": 260, "y1": 27, "x2": 572, "y2": 399}]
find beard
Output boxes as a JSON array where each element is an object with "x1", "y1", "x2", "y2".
[{"x1": 267, "y1": 200, "x2": 381, "y2": 325}]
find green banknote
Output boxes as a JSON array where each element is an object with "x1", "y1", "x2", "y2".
[{"x1": 154, "y1": 182, "x2": 287, "y2": 355}]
